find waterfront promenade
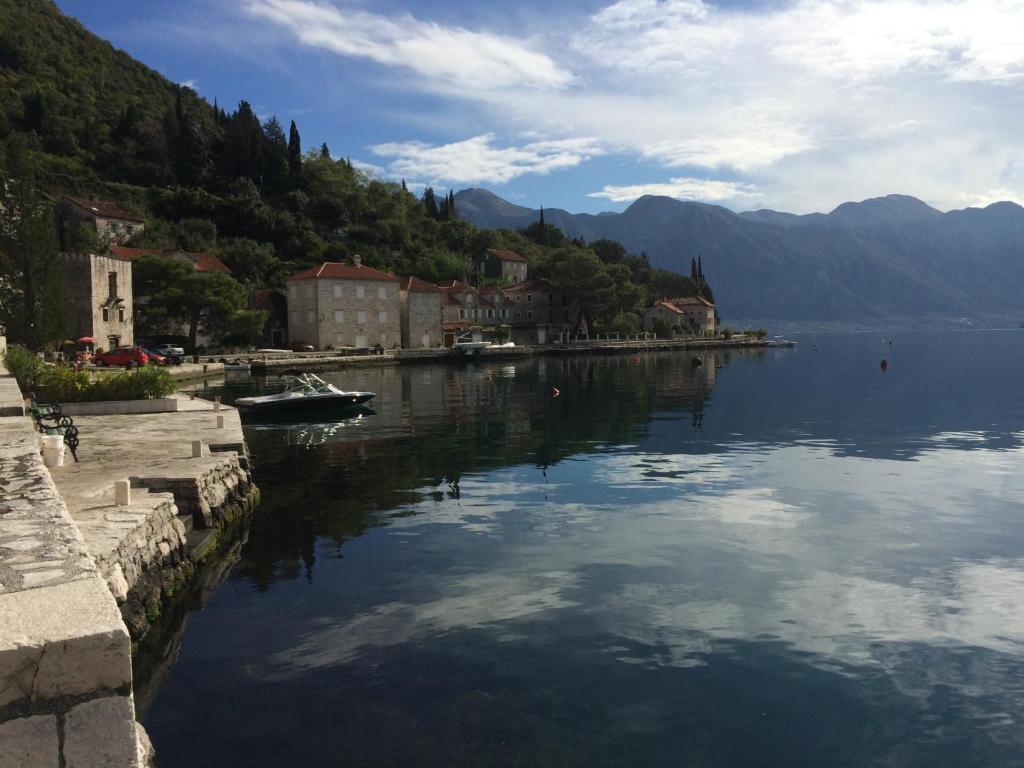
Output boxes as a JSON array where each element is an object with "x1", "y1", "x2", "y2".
[{"x1": 0, "y1": 359, "x2": 256, "y2": 766}]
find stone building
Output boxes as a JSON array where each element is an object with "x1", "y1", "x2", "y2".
[
  {"x1": 643, "y1": 296, "x2": 716, "y2": 335},
  {"x1": 61, "y1": 251, "x2": 134, "y2": 350},
  {"x1": 476, "y1": 248, "x2": 528, "y2": 283},
  {"x1": 399, "y1": 276, "x2": 442, "y2": 348},
  {"x1": 503, "y1": 279, "x2": 580, "y2": 345},
  {"x1": 60, "y1": 196, "x2": 145, "y2": 249},
  {"x1": 287, "y1": 258, "x2": 401, "y2": 349}
]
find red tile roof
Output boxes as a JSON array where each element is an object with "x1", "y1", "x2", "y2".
[
  {"x1": 668, "y1": 296, "x2": 714, "y2": 308},
  {"x1": 288, "y1": 261, "x2": 399, "y2": 282},
  {"x1": 65, "y1": 196, "x2": 145, "y2": 223},
  {"x1": 656, "y1": 301, "x2": 685, "y2": 315},
  {"x1": 487, "y1": 248, "x2": 527, "y2": 263},
  {"x1": 400, "y1": 276, "x2": 441, "y2": 293},
  {"x1": 108, "y1": 247, "x2": 231, "y2": 274}
]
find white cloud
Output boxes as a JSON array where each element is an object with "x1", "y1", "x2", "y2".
[
  {"x1": 955, "y1": 188, "x2": 1024, "y2": 207},
  {"x1": 243, "y1": 0, "x2": 573, "y2": 92},
  {"x1": 370, "y1": 133, "x2": 604, "y2": 185},
  {"x1": 179, "y1": 78, "x2": 199, "y2": 90},
  {"x1": 576, "y1": 0, "x2": 1024, "y2": 84},
  {"x1": 589, "y1": 177, "x2": 760, "y2": 204}
]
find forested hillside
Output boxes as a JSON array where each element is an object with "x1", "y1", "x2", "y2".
[{"x1": 0, "y1": 0, "x2": 702, "y2": 349}]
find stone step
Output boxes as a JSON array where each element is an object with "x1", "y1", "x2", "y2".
[
  {"x1": 184, "y1": 528, "x2": 219, "y2": 562},
  {"x1": 175, "y1": 512, "x2": 195, "y2": 536}
]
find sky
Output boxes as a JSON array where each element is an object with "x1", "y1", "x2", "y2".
[{"x1": 55, "y1": 0, "x2": 1024, "y2": 215}]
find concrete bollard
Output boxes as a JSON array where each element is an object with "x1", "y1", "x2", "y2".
[
  {"x1": 114, "y1": 479, "x2": 131, "y2": 506},
  {"x1": 192, "y1": 440, "x2": 203, "y2": 458},
  {"x1": 214, "y1": 396, "x2": 221, "y2": 412},
  {"x1": 216, "y1": 414, "x2": 225, "y2": 429}
]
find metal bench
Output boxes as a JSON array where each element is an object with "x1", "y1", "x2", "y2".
[{"x1": 28, "y1": 392, "x2": 80, "y2": 462}]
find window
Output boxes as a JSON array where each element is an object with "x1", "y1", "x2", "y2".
[
  {"x1": 102, "y1": 308, "x2": 109, "y2": 322},
  {"x1": 118, "y1": 308, "x2": 124, "y2": 323},
  {"x1": 356, "y1": 285, "x2": 365, "y2": 299},
  {"x1": 488, "y1": 309, "x2": 494, "y2": 319},
  {"x1": 333, "y1": 285, "x2": 343, "y2": 299},
  {"x1": 527, "y1": 311, "x2": 533, "y2": 320},
  {"x1": 306, "y1": 310, "x2": 314, "y2": 323},
  {"x1": 334, "y1": 310, "x2": 344, "y2": 323},
  {"x1": 516, "y1": 295, "x2": 522, "y2": 303},
  {"x1": 378, "y1": 310, "x2": 387, "y2": 323},
  {"x1": 515, "y1": 311, "x2": 521, "y2": 320},
  {"x1": 378, "y1": 286, "x2": 387, "y2": 300},
  {"x1": 527, "y1": 294, "x2": 533, "y2": 303},
  {"x1": 459, "y1": 309, "x2": 466, "y2": 319},
  {"x1": 357, "y1": 310, "x2": 366, "y2": 324},
  {"x1": 108, "y1": 272, "x2": 118, "y2": 299}
]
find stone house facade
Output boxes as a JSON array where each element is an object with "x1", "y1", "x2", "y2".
[
  {"x1": 643, "y1": 296, "x2": 716, "y2": 335},
  {"x1": 476, "y1": 248, "x2": 528, "y2": 283},
  {"x1": 60, "y1": 251, "x2": 134, "y2": 350},
  {"x1": 287, "y1": 258, "x2": 401, "y2": 349},
  {"x1": 399, "y1": 276, "x2": 443, "y2": 348},
  {"x1": 60, "y1": 197, "x2": 145, "y2": 249},
  {"x1": 503, "y1": 279, "x2": 579, "y2": 344}
]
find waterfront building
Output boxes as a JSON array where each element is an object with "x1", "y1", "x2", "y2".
[
  {"x1": 60, "y1": 196, "x2": 145, "y2": 249},
  {"x1": 502, "y1": 279, "x2": 580, "y2": 345},
  {"x1": 643, "y1": 296, "x2": 716, "y2": 335},
  {"x1": 399, "y1": 276, "x2": 443, "y2": 349},
  {"x1": 287, "y1": 257, "x2": 401, "y2": 349},
  {"x1": 60, "y1": 250, "x2": 134, "y2": 350},
  {"x1": 476, "y1": 248, "x2": 528, "y2": 283}
]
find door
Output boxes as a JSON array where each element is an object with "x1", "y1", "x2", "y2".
[
  {"x1": 421, "y1": 333, "x2": 431, "y2": 348},
  {"x1": 355, "y1": 334, "x2": 367, "y2": 348}
]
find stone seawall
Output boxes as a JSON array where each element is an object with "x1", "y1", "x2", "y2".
[{"x1": 0, "y1": 366, "x2": 148, "y2": 766}]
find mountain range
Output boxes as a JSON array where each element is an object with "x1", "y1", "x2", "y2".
[{"x1": 454, "y1": 189, "x2": 1024, "y2": 328}]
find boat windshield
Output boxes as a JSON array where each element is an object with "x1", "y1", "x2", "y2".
[{"x1": 281, "y1": 374, "x2": 335, "y2": 394}]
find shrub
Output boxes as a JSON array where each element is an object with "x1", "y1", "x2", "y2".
[
  {"x1": 2, "y1": 346, "x2": 46, "y2": 392},
  {"x1": 34, "y1": 365, "x2": 176, "y2": 403}
]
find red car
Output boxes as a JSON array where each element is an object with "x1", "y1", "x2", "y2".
[
  {"x1": 93, "y1": 346, "x2": 149, "y2": 368},
  {"x1": 141, "y1": 348, "x2": 170, "y2": 366}
]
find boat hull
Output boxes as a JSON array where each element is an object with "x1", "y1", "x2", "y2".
[{"x1": 235, "y1": 391, "x2": 375, "y2": 414}]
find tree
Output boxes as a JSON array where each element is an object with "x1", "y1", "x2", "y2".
[
  {"x1": 320, "y1": 142, "x2": 330, "y2": 159},
  {"x1": 287, "y1": 120, "x2": 302, "y2": 176},
  {"x1": 133, "y1": 255, "x2": 245, "y2": 350},
  {"x1": 0, "y1": 138, "x2": 71, "y2": 349},
  {"x1": 216, "y1": 238, "x2": 291, "y2": 288},
  {"x1": 228, "y1": 309, "x2": 269, "y2": 349},
  {"x1": 651, "y1": 317, "x2": 672, "y2": 338},
  {"x1": 423, "y1": 187, "x2": 439, "y2": 220}
]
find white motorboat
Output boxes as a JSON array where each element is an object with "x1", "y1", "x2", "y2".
[{"x1": 235, "y1": 374, "x2": 375, "y2": 413}]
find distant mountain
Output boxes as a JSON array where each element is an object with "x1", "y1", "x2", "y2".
[{"x1": 454, "y1": 189, "x2": 1024, "y2": 327}]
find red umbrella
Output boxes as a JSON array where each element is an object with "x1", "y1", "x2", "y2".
[{"x1": 76, "y1": 336, "x2": 96, "y2": 344}]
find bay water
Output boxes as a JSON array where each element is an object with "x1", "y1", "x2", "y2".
[{"x1": 140, "y1": 331, "x2": 1024, "y2": 767}]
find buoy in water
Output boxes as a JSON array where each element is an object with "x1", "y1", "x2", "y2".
[{"x1": 880, "y1": 358, "x2": 888, "y2": 371}]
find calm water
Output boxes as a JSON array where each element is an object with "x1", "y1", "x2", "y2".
[{"x1": 141, "y1": 331, "x2": 1024, "y2": 767}]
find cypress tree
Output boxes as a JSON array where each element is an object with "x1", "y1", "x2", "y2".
[
  {"x1": 320, "y1": 142, "x2": 330, "y2": 158},
  {"x1": 423, "y1": 187, "x2": 439, "y2": 219},
  {"x1": 287, "y1": 120, "x2": 302, "y2": 175},
  {"x1": 448, "y1": 190, "x2": 457, "y2": 220},
  {"x1": 697, "y1": 255, "x2": 704, "y2": 281},
  {"x1": 691, "y1": 256, "x2": 697, "y2": 281}
]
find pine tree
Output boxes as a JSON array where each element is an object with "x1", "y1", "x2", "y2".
[{"x1": 287, "y1": 120, "x2": 302, "y2": 176}]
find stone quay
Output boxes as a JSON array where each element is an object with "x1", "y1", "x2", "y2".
[{"x1": 1, "y1": 358, "x2": 258, "y2": 767}]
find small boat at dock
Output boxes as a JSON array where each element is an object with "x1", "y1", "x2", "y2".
[{"x1": 235, "y1": 373, "x2": 374, "y2": 414}]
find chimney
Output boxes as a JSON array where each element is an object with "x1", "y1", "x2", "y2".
[{"x1": 353, "y1": 255, "x2": 362, "y2": 267}]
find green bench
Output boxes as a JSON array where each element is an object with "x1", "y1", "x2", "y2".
[{"x1": 28, "y1": 392, "x2": 80, "y2": 463}]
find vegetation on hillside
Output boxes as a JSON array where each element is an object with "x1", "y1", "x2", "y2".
[{"x1": 0, "y1": 0, "x2": 709, "y2": 348}]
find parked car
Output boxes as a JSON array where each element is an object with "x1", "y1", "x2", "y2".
[
  {"x1": 154, "y1": 343, "x2": 185, "y2": 357},
  {"x1": 93, "y1": 347, "x2": 149, "y2": 368},
  {"x1": 141, "y1": 348, "x2": 170, "y2": 366},
  {"x1": 290, "y1": 342, "x2": 315, "y2": 352}
]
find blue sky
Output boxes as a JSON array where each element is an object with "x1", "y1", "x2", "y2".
[{"x1": 55, "y1": 0, "x2": 1024, "y2": 215}]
